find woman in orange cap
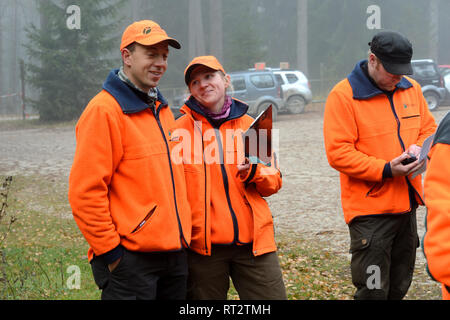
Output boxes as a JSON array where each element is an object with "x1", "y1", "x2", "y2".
[{"x1": 174, "y1": 56, "x2": 286, "y2": 299}]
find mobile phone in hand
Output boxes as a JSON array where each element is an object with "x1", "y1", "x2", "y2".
[{"x1": 401, "y1": 155, "x2": 417, "y2": 165}]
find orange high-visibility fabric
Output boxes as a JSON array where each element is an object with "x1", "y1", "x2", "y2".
[
  {"x1": 176, "y1": 103, "x2": 281, "y2": 256},
  {"x1": 69, "y1": 91, "x2": 191, "y2": 261},
  {"x1": 324, "y1": 76, "x2": 436, "y2": 224}
]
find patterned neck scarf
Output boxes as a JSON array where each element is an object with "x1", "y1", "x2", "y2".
[
  {"x1": 197, "y1": 95, "x2": 232, "y2": 120},
  {"x1": 118, "y1": 67, "x2": 158, "y2": 107}
]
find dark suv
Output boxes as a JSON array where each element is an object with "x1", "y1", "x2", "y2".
[
  {"x1": 410, "y1": 59, "x2": 446, "y2": 110},
  {"x1": 229, "y1": 70, "x2": 283, "y2": 121}
]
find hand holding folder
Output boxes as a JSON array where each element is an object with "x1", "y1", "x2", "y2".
[
  {"x1": 242, "y1": 105, "x2": 272, "y2": 164},
  {"x1": 411, "y1": 133, "x2": 435, "y2": 179}
]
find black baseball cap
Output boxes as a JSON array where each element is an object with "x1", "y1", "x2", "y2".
[{"x1": 369, "y1": 30, "x2": 413, "y2": 75}]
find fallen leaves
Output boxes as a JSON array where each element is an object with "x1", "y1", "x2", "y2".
[{"x1": 277, "y1": 237, "x2": 354, "y2": 300}]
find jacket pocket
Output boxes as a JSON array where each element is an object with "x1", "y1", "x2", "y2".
[
  {"x1": 349, "y1": 234, "x2": 373, "y2": 253},
  {"x1": 90, "y1": 256, "x2": 109, "y2": 289},
  {"x1": 401, "y1": 115, "x2": 421, "y2": 130},
  {"x1": 123, "y1": 143, "x2": 167, "y2": 160},
  {"x1": 365, "y1": 181, "x2": 388, "y2": 198},
  {"x1": 130, "y1": 203, "x2": 157, "y2": 234},
  {"x1": 401, "y1": 114, "x2": 420, "y2": 119}
]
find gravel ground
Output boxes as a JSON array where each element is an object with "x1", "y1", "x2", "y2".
[
  {"x1": 0, "y1": 103, "x2": 448, "y2": 298},
  {"x1": 0, "y1": 126, "x2": 76, "y2": 178}
]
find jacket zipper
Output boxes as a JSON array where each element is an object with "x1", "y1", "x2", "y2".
[
  {"x1": 386, "y1": 92, "x2": 405, "y2": 151},
  {"x1": 192, "y1": 115, "x2": 209, "y2": 254},
  {"x1": 386, "y1": 92, "x2": 424, "y2": 206},
  {"x1": 153, "y1": 105, "x2": 189, "y2": 249},
  {"x1": 213, "y1": 127, "x2": 240, "y2": 244},
  {"x1": 190, "y1": 111, "x2": 244, "y2": 248},
  {"x1": 131, "y1": 206, "x2": 157, "y2": 233},
  {"x1": 203, "y1": 147, "x2": 208, "y2": 253}
]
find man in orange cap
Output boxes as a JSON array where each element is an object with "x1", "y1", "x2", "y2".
[{"x1": 69, "y1": 20, "x2": 192, "y2": 300}]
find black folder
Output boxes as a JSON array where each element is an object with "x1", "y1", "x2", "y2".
[{"x1": 242, "y1": 105, "x2": 272, "y2": 164}]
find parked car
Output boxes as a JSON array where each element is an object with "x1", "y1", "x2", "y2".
[
  {"x1": 272, "y1": 69, "x2": 312, "y2": 114},
  {"x1": 438, "y1": 65, "x2": 450, "y2": 105},
  {"x1": 410, "y1": 59, "x2": 446, "y2": 111},
  {"x1": 438, "y1": 64, "x2": 450, "y2": 76},
  {"x1": 442, "y1": 72, "x2": 450, "y2": 105},
  {"x1": 229, "y1": 69, "x2": 283, "y2": 121}
]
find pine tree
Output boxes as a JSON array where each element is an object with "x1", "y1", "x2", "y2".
[
  {"x1": 223, "y1": 0, "x2": 266, "y2": 72},
  {"x1": 25, "y1": 0, "x2": 124, "y2": 121}
]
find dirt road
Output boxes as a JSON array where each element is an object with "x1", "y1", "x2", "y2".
[
  {"x1": 0, "y1": 125, "x2": 75, "y2": 178},
  {"x1": 1, "y1": 104, "x2": 449, "y2": 245},
  {"x1": 0, "y1": 103, "x2": 448, "y2": 298}
]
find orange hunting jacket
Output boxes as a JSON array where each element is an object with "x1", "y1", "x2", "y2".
[
  {"x1": 323, "y1": 60, "x2": 437, "y2": 224},
  {"x1": 174, "y1": 97, "x2": 281, "y2": 256},
  {"x1": 68, "y1": 69, "x2": 191, "y2": 262},
  {"x1": 423, "y1": 111, "x2": 450, "y2": 300}
]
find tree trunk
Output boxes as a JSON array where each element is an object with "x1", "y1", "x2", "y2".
[
  {"x1": 429, "y1": 0, "x2": 439, "y2": 62},
  {"x1": 40, "y1": 0, "x2": 49, "y2": 34},
  {"x1": 0, "y1": 10, "x2": 3, "y2": 98},
  {"x1": 297, "y1": 0, "x2": 308, "y2": 75},
  {"x1": 189, "y1": 0, "x2": 205, "y2": 60},
  {"x1": 10, "y1": 0, "x2": 18, "y2": 95},
  {"x1": 209, "y1": 0, "x2": 223, "y2": 62},
  {"x1": 20, "y1": 59, "x2": 25, "y2": 120},
  {"x1": 131, "y1": 0, "x2": 141, "y2": 21}
]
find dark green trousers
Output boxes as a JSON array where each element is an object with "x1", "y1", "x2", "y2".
[
  {"x1": 187, "y1": 244, "x2": 286, "y2": 300},
  {"x1": 348, "y1": 209, "x2": 419, "y2": 300}
]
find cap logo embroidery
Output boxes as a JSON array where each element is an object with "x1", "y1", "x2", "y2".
[{"x1": 143, "y1": 27, "x2": 152, "y2": 35}]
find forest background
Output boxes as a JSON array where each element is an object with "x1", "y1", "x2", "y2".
[{"x1": 0, "y1": 0, "x2": 448, "y2": 120}]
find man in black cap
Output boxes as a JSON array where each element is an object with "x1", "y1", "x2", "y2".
[{"x1": 323, "y1": 30, "x2": 437, "y2": 299}]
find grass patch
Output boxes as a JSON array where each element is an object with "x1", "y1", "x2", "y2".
[
  {"x1": 0, "y1": 175, "x2": 99, "y2": 299},
  {"x1": 227, "y1": 237, "x2": 353, "y2": 300},
  {"x1": 227, "y1": 236, "x2": 442, "y2": 300},
  {"x1": 278, "y1": 237, "x2": 354, "y2": 299},
  {"x1": 0, "y1": 174, "x2": 442, "y2": 300}
]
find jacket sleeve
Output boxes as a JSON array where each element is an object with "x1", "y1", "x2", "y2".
[
  {"x1": 323, "y1": 89, "x2": 386, "y2": 182},
  {"x1": 68, "y1": 102, "x2": 124, "y2": 259},
  {"x1": 423, "y1": 142, "x2": 450, "y2": 289},
  {"x1": 239, "y1": 154, "x2": 282, "y2": 197}
]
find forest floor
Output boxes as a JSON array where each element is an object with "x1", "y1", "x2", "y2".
[{"x1": 0, "y1": 103, "x2": 448, "y2": 299}]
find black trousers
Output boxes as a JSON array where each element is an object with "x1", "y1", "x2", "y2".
[
  {"x1": 348, "y1": 209, "x2": 419, "y2": 300},
  {"x1": 90, "y1": 248, "x2": 188, "y2": 300}
]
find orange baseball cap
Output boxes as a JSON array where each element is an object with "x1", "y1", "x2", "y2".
[
  {"x1": 120, "y1": 20, "x2": 181, "y2": 51},
  {"x1": 184, "y1": 56, "x2": 226, "y2": 85}
]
